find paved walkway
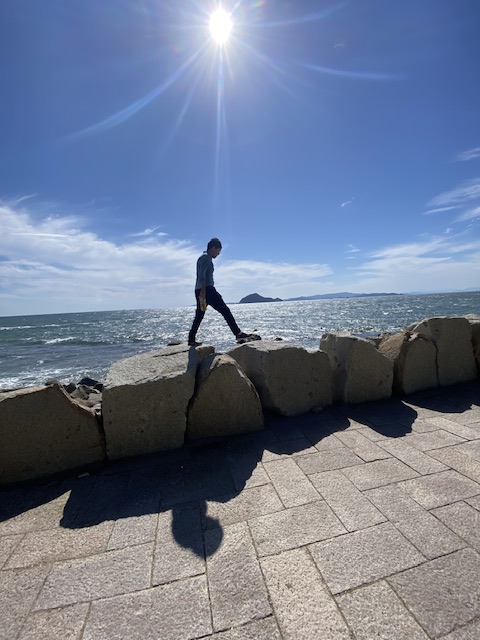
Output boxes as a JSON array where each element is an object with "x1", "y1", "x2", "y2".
[{"x1": 2, "y1": 382, "x2": 480, "y2": 640}]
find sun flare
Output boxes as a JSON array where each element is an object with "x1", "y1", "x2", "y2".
[{"x1": 209, "y1": 8, "x2": 233, "y2": 45}]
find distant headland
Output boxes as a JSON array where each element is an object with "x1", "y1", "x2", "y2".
[{"x1": 239, "y1": 292, "x2": 400, "y2": 304}]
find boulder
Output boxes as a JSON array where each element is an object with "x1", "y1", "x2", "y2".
[
  {"x1": 0, "y1": 383, "x2": 104, "y2": 486},
  {"x1": 320, "y1": 333, "x2": 393, "y2": 404},
  {"x1": 410, "y1": 317, "x2": 476, "y2": 386},
  {"x1": 379, "y1": 331, "x2": 437, "y2": 395},
  {"x1": 187, "y1": 354, "x2": 264, "y2": 439},
  {"x1": 102, "y1": 344, "x2": 214, "y2": 459},
  {"x1": 228, "y1": 342, "x2": 332, "y2": 416}
]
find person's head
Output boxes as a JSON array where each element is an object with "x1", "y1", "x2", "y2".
[{"x1": 207, "y1": 237, "x2": 222, "y2": 258}]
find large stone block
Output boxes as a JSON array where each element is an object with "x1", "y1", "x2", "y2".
[
  {"x1": 320, "y1": 333, "x2": 393, "y2": 404},
  {"x1": 187, "y1": 354, "x2": 264, "y2": 439},
  {"x1": 410, "y1": 317, "x2": 476, "y2": 386},
  {"x1": 102, "y1": 345, "x2": 213, "y2": 459},
  {"x1": 0, "y1": 384, "x2": 104, "y2": 485},
  {"x1": 228, "y1": 342, "x2": 332, "y2": 416},
  {"x1": 466, "y1": 314, "x2": 480, "y2": 376},
  {"x1": 379, "y1": 331, "x2": 438, "y2": 395}
]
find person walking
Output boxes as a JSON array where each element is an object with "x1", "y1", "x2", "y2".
[{"x1": 188, "y1": 238, "x2": 260, "y2": 347}]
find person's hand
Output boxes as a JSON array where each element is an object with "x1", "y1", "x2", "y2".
[{"x1": 200, "y1": 297, "x2": 207, "y2": 311}]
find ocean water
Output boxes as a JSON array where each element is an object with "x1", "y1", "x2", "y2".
[{"x1": 1, "y1": 292, "x2": 479, "y2": 390}]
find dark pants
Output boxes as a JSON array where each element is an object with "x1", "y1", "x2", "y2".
[{"x1": 188, "y1": 286, "x2": 241, "y2": 343}]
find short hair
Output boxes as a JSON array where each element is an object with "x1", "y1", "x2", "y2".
[{"x1": 207, "y1": 237, "x2": 222, "y2": 250}]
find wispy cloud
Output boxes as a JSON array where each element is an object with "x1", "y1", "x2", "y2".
[
  {"x1": 425, "y1": 177, "x2": 480, "y2": 226},
  {"x1": 0, "y1": 202, "x2": 334, "y2": 314},
  {"x1": 345, "y1": 244, "x2": 360, "y2": 253},
  {"x1": 456, "y1": 147, "x2": 480, "y2": 162},
  {"x1": 428, "y1": 177, "x2": 480, "y2": 208},
  {"x1": 352, "y1": 233, "x2": 480, "y2": 293}
]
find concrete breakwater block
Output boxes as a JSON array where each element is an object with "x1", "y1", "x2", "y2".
[
  {"x1": 228, "y1": 341, "x2": 332, "y2": 416},
  {"x1": 320, "y1": 333, "x2": 393, "y2": 404},
  {"x1": 102, "y1": 344, "x2": 213, "y2": 460},
  {"x1": 0, "y1": 383, "x2": 104, "y2": 485},
  {"x1": 187, "y1": 354, "x2": 264, "y2": 439},
  {"x1": 410, "y1": 317, "x2": 476, "y2": 386},
  {"x1": 379, "y1": 331, "x2": 437, "y2": 395}
]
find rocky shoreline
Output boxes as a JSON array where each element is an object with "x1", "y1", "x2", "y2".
[{"x1": 1, "y1": 315, "x2": 479, "y2": 486}]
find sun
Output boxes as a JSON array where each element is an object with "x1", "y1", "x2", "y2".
[{"x1": 209, "y1": 7, "x2": 233, "y2": 45}]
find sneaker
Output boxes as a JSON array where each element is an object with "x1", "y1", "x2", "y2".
[
  {"x1": 236, "y1": 332, "x2": 261, "y2": 343},
  {"x1": 188, "y1": 340, "x2": 202, "y2": 347}
]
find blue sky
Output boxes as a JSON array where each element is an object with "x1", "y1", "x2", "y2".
[{"x1": 1, "y1": 0, "x2": 479, "y2": 316}]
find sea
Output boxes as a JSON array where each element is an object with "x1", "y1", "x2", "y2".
[{"x1": 1, "y1": 291, "x2": 479, "y2": 390}]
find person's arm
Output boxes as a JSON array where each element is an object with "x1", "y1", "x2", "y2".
[{"x1": 197, "y1": 256, "x2": 208, "y2": 310}]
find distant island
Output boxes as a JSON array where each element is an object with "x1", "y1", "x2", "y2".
[{"x1": 239, "y1": 292, "x2": 400, "y2": 304}]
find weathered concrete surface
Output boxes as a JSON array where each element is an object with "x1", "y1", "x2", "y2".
[
  {"x1": 379, "y1": 332, "x2": 438, "y2": 395},
  {"x1": 228, "y1": 341, "x2": 332, "y2": 416},
  {"x1": 187, "y1": 354, "x2": 264, "y2": 439},
  {"x1": 410, "y1": 317, "x2": 477, "y2": 386},
  {"x1": 102, "y1": 345, "x2": 214, "y2": 459},
  {"x1": 0, "y1": 384, "x2": 104, "y2": 485},
  {"x1": 320, "y1": 333, "x2": 393, "y2": 404},
  {"x1": 2, "y1": 382, "x2": 480, "y2": 640},
  {"x1": 467, "y1": 315, "x2": 480, "y2": 375}
]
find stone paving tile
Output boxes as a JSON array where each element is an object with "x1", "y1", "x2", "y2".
[
  {"x1": 429, "y1": 446, "x2": 480, "y2": 483},
  {"x1": 107, "y1": 513, "x2": 158, "y2": 550},
  {"x1": 34, "y1": 542, "x2": 153, "y2": 610},
  {"x1": 0, "y1": 493, "x2": 70, "y2": 536},
  {"x1": 313, "y1": 432, "x2": 348, "y2": 450},
  {"x1": 248, "y1": 500, "x2": 346, "y2": 557},
  {"x1": 334, "y1": 430, "x2": 391, "y2": 461},
  {"x1": 411, "y1": 419, "x2": 445, "y2": 433},
  {"x1": 0, "y1": 532, "x2": 23, "y2": 568},
  {"x1": 392, "y1": 509, "x2": 466, "y2": 559},
  {"x1": 229, "y1": 455, "x2": 270, "y2": 490},
  {"x1": 204, "y1": 483, "x2": 283, "y2": 529},
  {"x1": 340, "y1": 458, "x2": 419, "y2": 491},
  {"x1": 336, "y1": 580, "x2": 429, "y2": 640},
  {"x1": 66, "y1": 473, "x2": 130, "y2": 528},
  {"x1": 432, "y1": 501, "x2": 480, "y2": 553},
  {"x1": 82, "y1": 575, "x2": 211, "y2": 640},
  {"x1": 207, "y1": 617, "x2": 283, "y2": 639},
  {"x1": 454, "y1": 439, "x2": 480, "y2": 460},
  {"x1": 399, "y1": 469, "x2": 480, "y2": 509},
  {"x1": 387, "y1": 548, "x2": 480, "y2": 637},
  {"x1": 0, "y1": 565, "x2": 50, "y2": 640},
  {"x1": 262, "y1": 458, "x2": 320, "y2": 507},
  {"x1": 447, "y1": 409, "x2": 480, "y2": 424},
  {"x1": 261, "y1": 438, "x2": 318, "y2": 461},
  {"x1": 294, "y1": 448, "x2": 364, "y2": 475},
  {"x1": 441, "y1": 619, "x2": 480, "y2": 640},
  {"x1": 17, "y1": 603, "x2": 89, "y2": 640},
  {"x1": 365, "y1": 485, "x2": 428, "y2": 521},
  {"x1": 466, "y1": 494, "x2": 480, "y2": 510},
  {"x1": 309, "y1": 469, "x2": 386, "y2": 531},
  {"x1": 5, "y1": 521, "x2": 114, "y2": 569},
  {"x1": 378, "y1": 438, "x2": 448, "y2": 475},
  {"x1": 205, "y1": 522, "x2": 271, "y2": 632},
  {"x1": 426, "y1": 416, "x2": 480, "y2": 440},
  {"x1": 309, "y1": 522, "x2": 425, "y2": 594},
  {"x1": 152, "y1": 503, "x2": 205, "y2": 586},
  {"x1": 354, "y1": 426, "x2": 390, "y2": 442},
  {"x1": 401, "y1": 429, "x2": 466, "y2": 451},
  {"x1": 261, "y1": 547, "x2": 351, "y2": 640}
]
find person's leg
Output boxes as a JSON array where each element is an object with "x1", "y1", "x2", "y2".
[
  {"x1": 188, "y1": 290, "x2": 206, "y2": 344},
  {"x1": 206, "y1": 286, "x2": 241, "y2": 336}
]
